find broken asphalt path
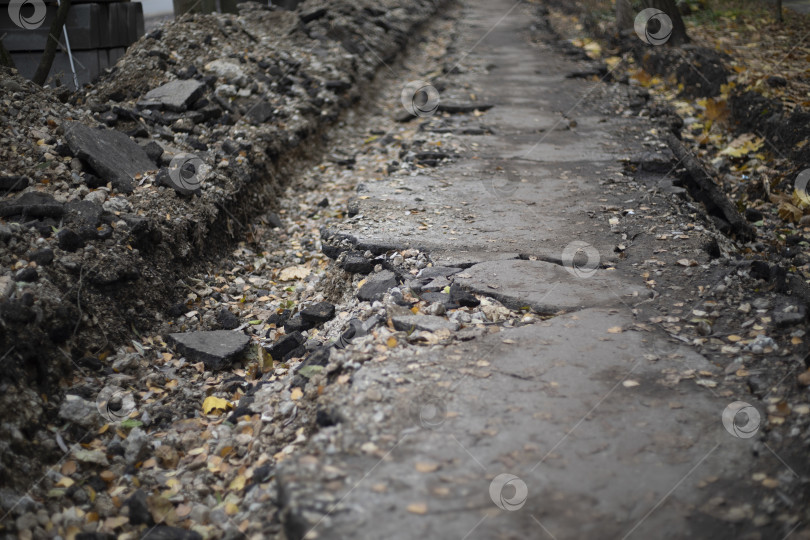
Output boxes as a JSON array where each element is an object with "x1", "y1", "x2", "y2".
[{"x1": 278, "y1": 1, "x2": 794, "y2": 539}]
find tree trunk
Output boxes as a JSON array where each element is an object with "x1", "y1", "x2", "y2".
[
  {"x1": 616, "y1": 0, "x2": 634, "y2": 34},
  {"x1": 641, "y1": 0, "x2": 689, "y2": 46},
  {"x1": 32, "y1": 0, "x2": 72, "y2": 86},
  {"x1": 775, "y1": 0, "x2": 783, "y2": 22}
]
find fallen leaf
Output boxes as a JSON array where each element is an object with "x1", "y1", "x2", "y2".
[
  {"x1": 229, "y1": 475, "x2": 247, "y2": 491},
  {"x1": 279, "y1": 266, "x2": 310, "y2": 281},
  {"x1": 202, "y1": 396, "x2": 231, "y2": 415},
  {"x1": 607, "y1": 326, "x2": 623, "y2": 334},
  {"x1": 291, "y1": 387, "x2": 303, "y2": 401},
  {"x1": 414, "y1": 462, "x2": 439, "y2": 473},
  {"x1": 407, "y1": 502, "x2": 428, "y2": 514},
  {"x1": 622, "y1": 380, "x2": 640, "y2": 388}
]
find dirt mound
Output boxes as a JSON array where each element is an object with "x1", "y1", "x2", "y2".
[{"x1": 0, "y1": 0, "x2": 446, "y2": 495}]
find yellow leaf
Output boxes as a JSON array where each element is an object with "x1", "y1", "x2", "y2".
[
  {"x1": 406, "y1": 502, "x2": 428, "y2": 514},
  {"x1": 607, "y1": 326, "x2": 623, "y2": 334},
  {"x1": 386, "y1": 337, "x2": 398, "y2": 348},
  {"x1": 719, "y1": 133, "x2": 763, "y2": 158},
  {"x1": 415, "y1": 462, "x2": 439, "y2": 473},
  {"x1": 202, "y1": 396, "x2": 231, "y2": 415},
  {"x1": 291, "y1": 387, "x2": 303, "y2": 401},
  {"x1": 779, "y1": 202, "x2": 803, "y2": 223},
  {"x1": 727, "y1": 335, "x2": 742, "y2": 342},
  {"x1": 56, "y1": 477, "x2": 74, "y2": 488},
  {"x1": 225, "y1": 502, "x2": 239, "y2": 516},
  {"x1": 229, "y1": 475, "x2": 246, "y2": 491},
  {"x1": 279, "y1": 266, "x2": 310, "y2": 281}
]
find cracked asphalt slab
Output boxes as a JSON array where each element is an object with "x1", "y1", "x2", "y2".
[{"x1": 278, "y1": 0, "x2": 795, "y2": 538}]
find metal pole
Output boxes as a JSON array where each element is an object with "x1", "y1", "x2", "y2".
[{"x1": 55, "y1": 0, "x2": 79, "y2": 90}]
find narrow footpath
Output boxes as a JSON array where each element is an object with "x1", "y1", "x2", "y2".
[{"x1": 272, "y1": 1, "x2": 798, "y2": 538}]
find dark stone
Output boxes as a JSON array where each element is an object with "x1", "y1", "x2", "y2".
[
  {"x1": 283, "y1": 315, "x2": 306, "y2": 333},
  {"x1": 417, "y1": 266, "x2": 462, "y2": 279},
  {"x1": 57, "y1": 229, "x2": 85, "y2": 252},
  {"x1": 745, "y1": 208, "x2": 763, "y2": 222},
  {"x1": 437, "y1": 102, "x2": 494, "y2": 113},
  {"x1": 226, "y1": 406, "x2": 255, "y2": 424},
  {"x1": 121, "y1": 214, "x2": 162, "y2": 250},
  {"x1": 76, "y1": 533, "x2": 116, "y2": 540},
  {"x1": 0, "y1": 176, "x2": 29, "y2": 192},
  {"x1": 317, "y1": 197, "x2": 329, "y2": 207},
  {"x1": 773, "y1": 304, "x2": 806, "y2": 328},
  {"x1": 266, "y1": 212, "x2": 283, "y2": 229},
  {"x1": 766, "y1": 76, "x2": 787, "y2": 87},
  {"x1": 315, "y1": 407, "x2": 341, "y2": 427},
  {"x1": 13, "y1": 268, "x2": 38, "y2": 283},
  {"x1": 140, "y1": 141, "x2": 164, "y2": 165},
  {"x1": 702, "y1": 238, "x2": 721, "y2": 259},
  {"x1": 216, "y1": 308, "x2": 240, "y2": 330},
  {"x1": 324, "y1": 80, "x2": 351, "y2": 92},
  {"x1": 746, "y1": 375, "x2": 768, "y2": 398},
  {"x1": 167, "y1": 330, "x2": 251, "y2": 371},
  {"x1": 266, "y1": 331, "x2": 306, "y2": 361},
  {"x1": 357, "y1": 270, "x2": 397, "y2": 302},
  {"x1": 0, "y1": 299, "x2": 35, "y2": 324},
  {"x1": 65, "y1": 200, "x2": 103, "y2": 239},
  {"x1": 749, "y1": 261, "x2": 771, "y2": 281},
  {"x1": 63, "y1": 122, "x2": 156, "y2": 193},
  {"x1": 97, "y1": 111, "x2": 118, "y2": 126},
  {"x1": 420, "y1": 291, "x2": 455, "y2": 307},
  {"x1": 300, "y1": 302, "x2": 335, "y2": 327},
  {"x1": 76, "y1": 356, "x2": 103, "y2": 371},
  {"x1": 167, "y1": 303, "x2": 187, "y2": 318},
  {"x1": 84, "y1": 173, "x2": 106, "y2": 189},
  {"x1": 266, "y1": 309, "x2": 291, "y2": 327},
  {"x1": 125, "y1": 489, "x2": 153, "y2": 526},
  {"x1": 449, "y1": 283, "x2": 479, "y2": 307},
  {"x1": 392, "y1": 315, "x2": 458, "y2": 333},
  {"x1": 107, "y1": 441, "x2": 124, "y2": 456},
  {"x1": 0, "y1": 191, "x2": 64, "y2": 219},
  {"x1": 300, "y1": 7, "x2": 327, "y2": 23},
  {"x1": 291, "y1": 346, "x2": 331, "y2": 388},
  {"x1": 138, "y1": 80, "x2": 206, "y2": 112},
  {"x1": 340, "y1": 253, "x2": 374, "y2": 274},
  {"x1": 142, "y1": 526, "x2": 202, "y2": 540},
  {"x1": 245, "y1": 100, "x2": 274, "y2": 124},
  {"x1": 29, "y1": 248, "x2": 54, "y2": 266},
  {"x1": 47, "y1": 306, "x2": 75, "y2": 343}
]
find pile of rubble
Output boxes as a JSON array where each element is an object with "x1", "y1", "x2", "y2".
[{"x1": 0, "y1": 0, "x2": 446, "y2": 499}]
